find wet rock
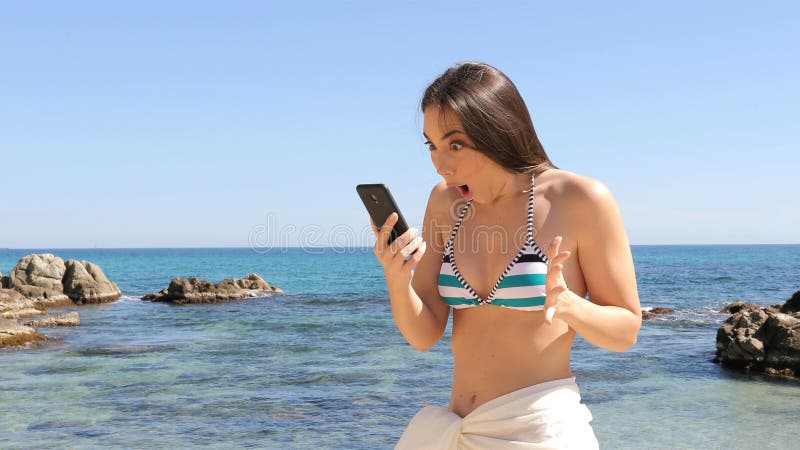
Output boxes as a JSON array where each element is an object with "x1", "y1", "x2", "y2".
[
  {"x1": 62, "y1": 260, "x2": 122, "y2": 304},
  {"x1": 0, "y1": 318, "x2": 45, "y2": 348},
  {"x1": 23, "y1": 312, "x2": 80, "y2": 327},
  {"x1": 642, "y1": 307, "x2": 676, "y2": 320},
  {"x1": 142, "y1": 273, "x2": 283, "y2": 304},
  {"x1": 764, "y1": 367, "x2": 796, "y2": 379},
  {"x1": 715, "y1": 290, "x2": 800, "y2": 380}
]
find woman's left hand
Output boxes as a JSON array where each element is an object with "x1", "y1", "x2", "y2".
[{"x1": 543, "y1": 235, "x2": 572, "y2": 325}]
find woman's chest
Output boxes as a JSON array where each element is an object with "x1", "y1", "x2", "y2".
[{"x1": 442, "y1": 197, "x2": 586, "y2": 299}]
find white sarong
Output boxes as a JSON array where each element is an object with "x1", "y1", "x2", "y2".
[{"x1": 395, "y1": 377, "x2": 598, "y2": 450}]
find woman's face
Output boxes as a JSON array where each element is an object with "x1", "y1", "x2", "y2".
[{"x1": 423, "y1": 106, "x2": 498, "y2": 201}]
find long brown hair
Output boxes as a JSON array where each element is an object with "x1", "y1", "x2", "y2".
[{"x1": 421, "y1": 62, "x2": 557, "y2": 174}]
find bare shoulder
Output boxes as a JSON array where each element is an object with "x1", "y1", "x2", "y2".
[
  {"x1": 542, "y1": 169, "x2": 616, "y2": 217},
  {"x1": 426, "y1": 181, "x2": 467, "y2": 224}
]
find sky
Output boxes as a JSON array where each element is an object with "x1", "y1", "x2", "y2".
[{"x1": 0, "y1": 1, "x2": 797, "y2": 248}]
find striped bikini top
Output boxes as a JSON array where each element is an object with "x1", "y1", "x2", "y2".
[{"x1": 438, "y1": 172, "x2": 551, "y2": 311}]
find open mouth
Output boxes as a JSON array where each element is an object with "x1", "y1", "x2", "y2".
[{"x1": 456, "y1": 184, "x2": 471, "y2": 198}]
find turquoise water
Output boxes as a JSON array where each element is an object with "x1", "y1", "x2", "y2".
[{"x1": 1, "y1": 245, "x2": 799, "y2": 449}]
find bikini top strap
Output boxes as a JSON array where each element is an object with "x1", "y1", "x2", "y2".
[
  {"x1": 526, "y1": 171, "x2": 535, "y2": 244},
  {"x1": 448, "y1": 173, "x2": 535, "y2": 250},
  {"x1": 446, "y1": 199, "x2": 473, "y2": 251}
]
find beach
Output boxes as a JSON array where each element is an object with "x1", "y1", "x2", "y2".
[{"x1": 1, "y1": 245, "x2": 799, "y2": 449}]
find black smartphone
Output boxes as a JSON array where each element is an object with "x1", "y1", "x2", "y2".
[{"x1": 356, "y1": 184, "x2": 410, "y2": 245}]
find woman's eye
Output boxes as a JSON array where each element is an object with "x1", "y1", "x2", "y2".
[
  {"x1": 450, "y1": 142, "x2": 463, "y2": 151},
  {"x1": 424, "y1": 141, "x2": 435, "y2": 151}
]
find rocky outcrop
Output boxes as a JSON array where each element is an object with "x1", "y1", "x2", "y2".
[
  {"x1": 0, "y1": 319, "x2": 45, "y2": 348},
  {"x1": 7, "y1": 254, "x2": 70, "y2": 306},
  {"x1": 142, "y1": 273, "x2": 282, "y2": 305},
  {"x1": 642, "y1": 307, "x2": 676, "y2": 320},
  {"x1": 63, "y1": 260, "x2": 121, "y2": 304},
  {"x1": 0, "y1": 288, "x2": 45, "y2": 319},
  {"x1": 781, "y1": 292, "x2": 800, "y2": 314},
  {"x1": 0, "y1": 253, "x2": 120, "y2": 348},
  {"x1": 715, "y1": 291, "x2": 800, "y2": 380},
  {"x1": 23, "y1": 312, "x2": 80, "y2": 327}
]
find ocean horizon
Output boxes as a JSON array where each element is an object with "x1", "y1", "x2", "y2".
[{"x1": 2, "y1": 245, "x2": 799, "y2": 449}]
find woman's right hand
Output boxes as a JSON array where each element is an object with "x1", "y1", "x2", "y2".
[{"x1": 370, "y1": 212, "x2": 427, "y2": 287}]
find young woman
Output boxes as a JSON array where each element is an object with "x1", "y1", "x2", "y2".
[{"x1": 370, "y1": 62, "x2": 642, "y2": 449}]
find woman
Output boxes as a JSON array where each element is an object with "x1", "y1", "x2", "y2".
[{"x1": 370, "y1": 62, "x2": 642, "y2": 449}]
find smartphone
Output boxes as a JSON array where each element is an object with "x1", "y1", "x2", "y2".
[{"x1": 356, "y1": 184, "x2": 410, "y2": 245}]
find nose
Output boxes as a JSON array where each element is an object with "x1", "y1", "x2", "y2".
[{"x1": 432, "y1": 152, "x2": 454, "y2": 177}]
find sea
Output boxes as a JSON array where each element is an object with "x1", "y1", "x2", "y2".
[{"x1": 1, "y1": 245, "x2": 799, "y2": 449}]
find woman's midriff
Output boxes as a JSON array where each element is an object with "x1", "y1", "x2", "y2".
[{"x1": 448, "y1": 306, "x2": 576, "y2": 418}]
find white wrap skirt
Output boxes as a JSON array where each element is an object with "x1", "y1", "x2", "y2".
[{"x1": 395, "y1": 377, "x2": 599, "y2": 450}]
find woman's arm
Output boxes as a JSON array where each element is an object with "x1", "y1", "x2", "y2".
[
  {"x1": 372, "y1": 184, "x2": 451, "y2": 352},
  {"x1": 543, "y1": 178, "x2": 642, "y2": 352}
]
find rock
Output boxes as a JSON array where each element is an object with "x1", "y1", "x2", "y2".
[
  {"x1": 766, "y1": 304, "x2": 783, "y2": 314},
  {"x1": 8, "y1": 253, "x2": 66, "y2": 292},
  {"x1": 142, "y1": 273, "x2": 282, "y2": 304},
  {"x1": 62, "y1": 260, "x2": 122, "y2": 304},
  {"x1": 1, "y1": 253, "x2": 122, "y2": 351},
  {"x1": 141, "y1": 288, "x2": 168, "y2": 302},
  {"x1": 7, "y1": 253, "x2": 71, "y2": 305},
  {"x1": 725, "y1": 308, "x2": 769, "y2": 326},
  {"x1": 762, "y1": 313, "x2": 800, "y2": 368},
  {"x1": 641, "y1": 306, "x2": 676, "y2": 320},
  {"x1": 780, "y1": 290, "x2": 800, "y2": 314},
  {"x1": 23, "y1": 312, "x2": 80, "y2": 327},
  {"x1": 716, "y1": 291, "x2": 800, "y2": 380},
  {"x1": 720, "y1": 301, "x2": 761, "y2": 315},
  {"x1": 764, "y1": 367, "x2": 796, "y2": 379},
  {"x1": 0, "y1": 288, "x2": 46, "y2": 319},
  {"x1": 0, "y1": 318, "x2": 45, "y2": 348},
  {"x1": 217, "y1": 273, "x2": 271, "y2": 291}
]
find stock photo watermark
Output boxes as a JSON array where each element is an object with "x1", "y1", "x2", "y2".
[{"x1": 247, "y1": 212, "x2": 551, "y2": 256}]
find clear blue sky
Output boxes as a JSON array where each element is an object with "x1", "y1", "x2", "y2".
[{"x1": 1, "y1": 1, "x2": 797, "y2": 248}]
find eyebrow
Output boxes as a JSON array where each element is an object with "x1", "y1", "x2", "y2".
[{"x1": 422, "y1": 130, "x2": 466, "y2": 141}]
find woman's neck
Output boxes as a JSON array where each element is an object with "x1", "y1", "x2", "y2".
[{"x1": 472, "y1": 171, "x2": 533, "y2": 207}]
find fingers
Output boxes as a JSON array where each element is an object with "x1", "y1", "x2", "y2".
[
  {"x1": 374, "y1": 213, "x2": 399, "y2": 244},
  {"x1": 370, "y1": 217, "x2": 378, "y2": 235},
  {"x1": 392, "y1": 227, "x2": 420, "y2": 254},
  {"x1": 401, "y1": 240, "x2": 427, "y2": 275},
  {"x1": 545, "y1": 306, "x2": 556, "y2": 324},
  {"x1": 372, "y1": 221, "x2": 424, "y2": 270},
  {"x1": 544, "y1": 238, "x2": 568, "y2": 326},
  {"x1": 546, "y1": 262, "x2": 564, "y2": 288},
  {"x1": 545, "y1": 235, "x2": 570, "y2": 289},
  {"x1": 548, "y1": 236, "x2": 563, "y2": 261},
  {"x1": 397, "y1": 233, "x2": 422, "y2": 258},
  {"x1": 552, "y1": 250, "x2": 571, "y2": 265},
  {"x1": 543, "y1": 285, "x2": 568, "y2": 325}
]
